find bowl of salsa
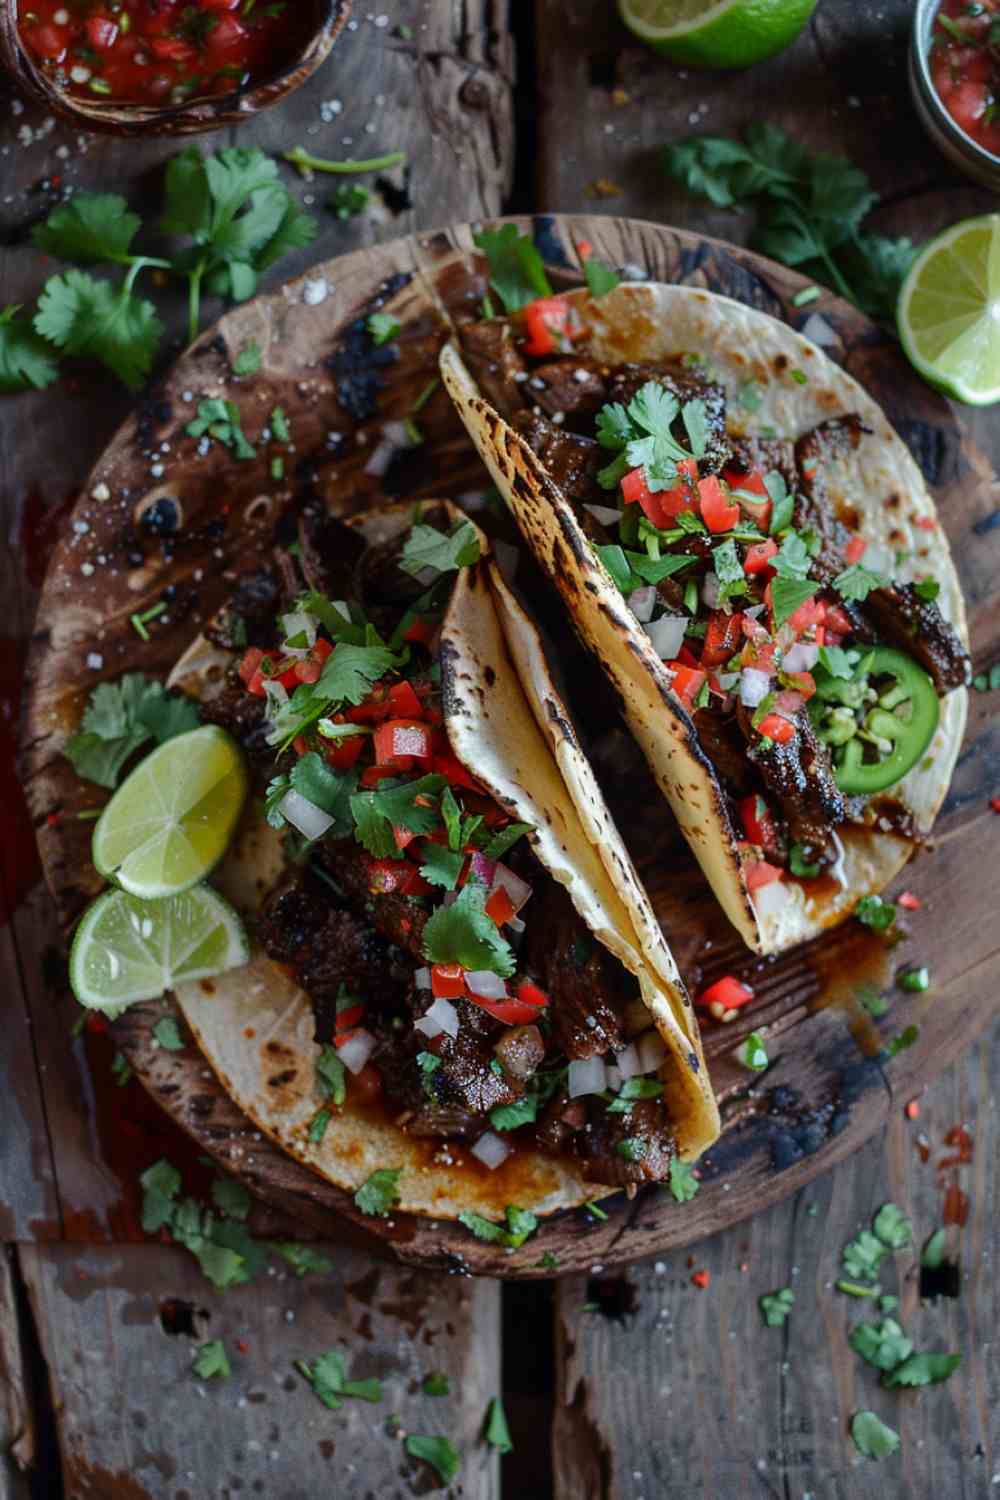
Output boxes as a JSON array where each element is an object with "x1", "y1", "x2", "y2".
[
  {"x1": 2, "y1": 0, "x2": 352, "y2": 135},
  {"x1": 911, "y1": 0, "x2": 1000, "y2": 186}
]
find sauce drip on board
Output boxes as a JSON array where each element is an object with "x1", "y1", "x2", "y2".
[
  {"x1": 17, "y1": 0, "x2": 318, "y2": 107},
  {"x1": 929, "y1": 0, "x2": 1000, "y2": 158}
]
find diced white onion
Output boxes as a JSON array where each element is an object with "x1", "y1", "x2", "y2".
[
  {"x1": 364, "y1": 438, "x2": 397, "y2": 477},
  {"x1": 471, "y1": 1131, "x2": 513, "y2": 1171},
  {"x1": 263, "y1": 678, "x2": 288, "y2": 712},
  {"x1": 701, "y1": 571, "x2": 721, "y2": 609},
  {"x1": 628, "y1": 585, "x2": 657, "y2": 624},
  {"x1": 466, "y1": 969, "x2": 508, "y2": 1001},
  {"x1": 718, "y1": 672, "x2": 740, "y2": 691},
  {"x1": 865, "y1": 541, "x2": 893, "y2": 576},
  {"x1": 507, "y1": 915, "x2": 526, "y2": 935},
  {"x1": 282, "y1": 610, "x2": 317, "y2": 649},
  {"x1": 783, "y1": 642, "x2": 818, "y2": 673},
  {"x1": 491, "y1": 863, "x2": 532, "y2": 914},
  {"x1": 415, "y1": 997, "x2": 460, "y2": 1040},
  {"x1": 637, "y1": 1029, "x2": 668, "y2": 1073},
  {"x1": 336, "y1": 1027, "x2": 377, "y2": 1075},
  {"x1": 414, "y1": 967, "x2": 432, "y2": 991},
  {"x1": 328, "y1": 599, "x2": 352, "y2": 623},
  {"x1": 615, "y1": 1043, "x2": 642, "y2": 1080},
  {"x1": 382, "y1": 419, "x2": 418, "y2": 449},
  {"x1": 740, "y1": 667, "x2": 772, "y2": 707},
  {"x1": 278, "y1": 788, "x2": 334, "y2": 841},
  {"x1": 585, "y1": 503, "x2": 624, "y2": 527},
  {"x1": 568, "y1": 1056, "x2": 608, "y2": 1098},
  {"x1": 744, "y1": 603, "x2": 766, "y2": 621},
  {"x1": 645, "y1": 614, "x2": 687, "y2": 661},
  {"x1": 753, "y1": 879, "x2": 791, "y2": 918},
  {"x1": 605, "y1": 1064, "x2": 623, "y2": 1092}
]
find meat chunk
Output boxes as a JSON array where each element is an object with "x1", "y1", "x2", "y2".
[
  {"x1": 205, "y1": 566, "x2": 281, "y2": 651},
  {"x1": 524, "y1": 358, "x2": 609, "y2": 429},
  {"x1": 851, "y1": 584, "x2": 970, "y2": 694},
  {"x1": 692, "y1": 706, "x2": 754, "y2": 795},
  {"x1": 741, "y1": 705, "x2": 846, "y2": 865},
  {"x1": 573, "y1": 1095, "x2": 677, "y2": 1187},
  {"x1": 605, "y1": 361, "x2": 731, "y2": 474},
  {"x1": 728, "y1": 434, "x2": 798, "y2": 494},
  {"x1": 512, "y1": 410, "x2": 607, "y2": 509},
  {"x1": 793, "y1": 416, "x2": 868, "y2": 583},
  {"x1": 518, "y1": 878, "x2": 627, "y2": 1059},
  {"x1": 459, "y1": 319, "x2": 530, "y2": 418},
  {"x1": 296, "y1": 507, "x2": 365, "y2": 599},
  {"x1": 493, "y1": 1024, "x2": 545, "y2": 1081},
  {"x1": 197, "y1": 676, "x2": 273, "y2": 779},
  {"x1": 314, "y1": 838, "x2": 431, "y2": 961},
  {"x1": 379, "y1": 997, "x2": 522, "y2": 1138}
]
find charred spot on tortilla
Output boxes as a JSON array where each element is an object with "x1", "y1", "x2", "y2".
[{"x1": 484, "y1": 665, "x2": 496, "y2": 686}]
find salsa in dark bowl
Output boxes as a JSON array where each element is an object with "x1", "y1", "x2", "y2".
[
  {"x1": 17, "y1": 0, "x2": 320, "y2": 106},
  {"x1": 929, "y1": 0, "x2": 1000, "y2": 157}
]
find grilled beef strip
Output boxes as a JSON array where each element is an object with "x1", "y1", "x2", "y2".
[
  {"x1": 458, "y1": 319, "x2": 530, "y2": 418},
  {"x1": 841, "y1": 585, "x2": 970, "y2": 694},
  {"x1": 536, "y1": 1089, "x2": 676, "y2": 1186},
  {"x1": 728, "y1": 434, "x2": 798, "y2": 493},
  {"x1": 197, "y1": 681, "x2": 274, "y2": 781},
  {"x1": 523, "y1": 358, "x2": 610, "y2": 429},
  {"x1": 314, "y1": 837, "x2": 432, "y2": 962},
  {"x1": 205, "y1": 565, "x2": 283, "y2": 651},
  {"x1": 738, "y1": 703, "x2": 846, "y2": 866},
  {"x1": 604, "y1": 361, "x2": 732, "y2": 474},
  {"x1": 793, "y1": 416, "x2": 868, "y2": 583},
  {"x1": 512, "y1": 410, "x2": 607, "y2": 510}
]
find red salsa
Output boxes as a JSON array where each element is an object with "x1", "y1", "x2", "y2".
[
  {"x1": 17, "y1": 0, "x2": 312, "y2": 106},
  {"x1": 929, "y1": 0, "x2": 1000, "y2": 157}
]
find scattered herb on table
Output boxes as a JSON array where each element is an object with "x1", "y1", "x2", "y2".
[
  {"x1": 152, "y1": 1016, "x2": 185, "y2": 1051},
  {"x1": 283, "y1": 146, "x2": 407, "y2": 178},
  {"x1": 458, "y1": 1205, "x2": 538, "y2": 1248},
  {"x1": 759, "y1": 1287, "x2": 795, "y2": 1327},
  {"x1": 367, "y1": 311, "x2": 401, "y2": 346},
  {"x1": 854, "y1": 894, "x2": 897, "y2": 934},
  {"x1": 972, "y1": 663, "x2": 1000, "y2": 692},
  {"x1": 667, "y1": 1159, "x2": 700, "y2": 1203},
  {"x1": 64, "y1": 672, "x2": 199, "y2": 790},
  {"x1": 404, "y1": 1435, "x2": 460, "y2": 1486},
  {"x1": 268, "y1": 1244, "x2": 334, "y2": 1278},
  {"x1": 192, "y1": 1340, "x2": 231, "y2": 1380},
  {"x1": 330, "y1": 183, "x2": 371, "y2": 219},
  {"x1": 850, "y1": 1410, "x2": 900, "y2": 1460},
  {"x1": 422, "y1": 1372, "x2": 451, "y2": 1397},
  {"x1": 921, "y1": 1228, "x2": 948, "y2": 1269},
  {"x1": 232, "y1": 341, "x2": 261, "y2": 376},
  {"x1": 484, "y1": 1396, "x2": 513, "y2": 1454},
  {"x1": 296, "y1": 1349, "x2": 382, "y2": 1410}
]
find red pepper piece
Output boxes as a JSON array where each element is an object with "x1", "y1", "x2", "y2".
[
  {"x1": 786, "y1": 596, "x2": 826, "y2": 636},
  {"x1": 756, "y1": 713, "x2": 796, "y2": 745},
  {"x1": 701, "y1": 611, "x2": 744, "y2": 669},
  {"x1": 696, "y1": 974, "x2": 754, "y2": 1017},
  {"x1": 521, "y1": 295, "x2": 582, "y2": 357},
  {"x1": 239, "y1": 647, "x2": 265, "y2": 689},
  {"x1": 431, "y1": 962, "x2": 466, "y2": 999},
  {"x1": 782, "y1": 671, "x2": 816, "y2": 700},
  {"x1": 374, "y1": 718, "x2": 433, "y2": 768},
  {"x1": 744, "y1": 858, "x2": 784, "y2": 892},
  {"x1": 485, "y1": 885, "x2": 516, "y2": 927},
  {"x1": 897, "y1": 890, "x2": 922, "y2": 911},
  {"x1": 666, "y1": 662, "x2": 706, "y2": 707},
  {"x1": 698, "y1": 475, "x2": 740, "y2": 533},
  {"x1": 744, "y1": 538, "x2": 779, "y2": 575}
]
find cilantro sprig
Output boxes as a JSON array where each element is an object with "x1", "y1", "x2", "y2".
[
  {"x1": 595, "y1": 382, "x2": 708, "y2": 494},
  {"x1": 422, "y1": 880, "x2": 516, "y2": 978},
  {"x1": 65, "y1": 673, "x2": 200, "y2": 789}
]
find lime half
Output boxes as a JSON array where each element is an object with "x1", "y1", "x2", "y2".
[
  {"x1": 92, "y1": 725, "x2": 248, "y2": 899},
  {"x1": 70, "y1": 885, "x2": 248, "y2": 1010},
  {"x1": 618, "y1": 0, "x2": 818, "y2": 67},
  {"x1": 898, "y1": 214, "x2": 1000, "y2": 408}
]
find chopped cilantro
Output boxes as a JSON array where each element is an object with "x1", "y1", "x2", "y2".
[
  {"x1": 606, "y1": 1078, "x2": 664, "y2": 1113},
  {"x1": 849, "y1": 1317, "x2": 913, "y2": 1372},
  {"x1": 850, "y1": 1410, "x2": 900, "y2": 1460},
  {"x1": 354, "y1": 1167, "x2": 403, "y2": 1218},
  {"x1": 482, "y1": 822, "x2": 533, "y2": 861},
  {"x1": 210, "y1": 1176, "x2": 251, "y2": 1221},
  {"x1": 296, "y1": 1348, "x2": 382, "y2": 1410},
  {"x1": 316, "y1": 1044, "x2": 347, "y2": 1108},
  {"x1": 422, "y1": 880, "x2": 515, "y2": 977},
  {"x1": 898, "y1": 966, "x2": 930, "y2": 994},
  {"x1": 759, "y1": 1287, "x2": 794, "y2": 1326},
  {"x1": 842, "y1": 1229, "x2": 888, "y2": 1284},
  {"x1": 192, "y1": 1341, "x2": 231, "y2": 1380},
  {"x1": 185, "y1": 397, "x2": 255, "y2": 459},
  {"x1": 712, "y1": 538, "x2": 746, "y2": 602},
  {"x1": 584, "y1": 257, "x2": 620, "y2": 297},
  {"x1": 771, "y1": 530, "x2": 812, "y2": 580},
  {"x1": 882, "y1": 1352, "x2": 960, "y2": 1388},
  {"x1": 0, "y1": 304, "x2": 60, "y2": 392},
  {"x1": 405, "y1": 1435, "x2": 461, "y2": 1486},
  {"x1": 735, "y1": 1030, "x2": 769, "y2": 1071},
  {"x1": 914, "y1": 577, "x2": 940, "y2": 602},
  {"x1": 788, "y1": 843, "x2": 820, "y2": 879},
  {"x1": 268, "y1": 1244, "x2": 334, "y2": 1277},
  {"x1": 485, "y1": 1396, "x2": 513, "y2": 1453},
  {"x1": 489, "y1": 1094, "x2": 538, "y2": 1131},
  {"x1": 351, "y1": 772, "x2": 447, "y2": 859},
  {"x1": 64, "y1": 673, "x2": 199, "y2": 790},
  {"x1": 885, "y1": 1025, "x2": 919, "y2": 1057},
  {"x1": 422, "y1": 1372, "x2": 450, "y2": 1396},
  {"x1": 769, "y1": 575, "x2": 818, "y2": 628},
  {"x1": 232, "y1": 341, "x2": 261, "y2": 375},
  {"x1": 152, "y1": 1016, "x2": 185, "y2": 1051},
  {"x1": 765, "y1": 471, "x2": 795, "y2": 535},
  {"x1": 458, "y1": 1205, "x2": 538, "y2": 1248},
  {"x1": 367, "y1": 311, "x2": 400, "y2": 346},
  {"x1": 473, "y1": 224, "x2": 551, "y2": 313},
  {"x1": 668, "y1": 1159, "x2": 700, "y2": 1203},
  {"x1": 269, "y1": 405, "x2": 290, "y2": 442},
  {"x1": 854, "y1": 894, "x2": 897, "y2": 933},
  {"x1": 834, "y1": 563, "x2": 889, "y2": 604}
]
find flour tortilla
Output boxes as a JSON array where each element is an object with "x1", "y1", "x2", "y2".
[
  {"x1": 166, "y1": 500, "x2": 718, "y2": 1220},
  {"x1": 440, "y1": 283, "x2": 969, "y2": 955}
]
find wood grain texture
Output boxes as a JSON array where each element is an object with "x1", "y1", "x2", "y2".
[
  {"x1": 552, "y1": 1022, "x2": 1000, "y2": 1500},
  {"x1": 0, "y1": 0, "x2": 515, "y2": 1241},
  {"x1": 18, "y1": 1240, "x2": 501, "y2": 1500},
  {"x1": 0, "y1": 1248, "x2": 32, "y2": 1500}
]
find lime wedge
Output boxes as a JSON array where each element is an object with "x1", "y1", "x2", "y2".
[
  {"x1": 69, "y1": 885, "x2": 248, "y2": 1010},
  {"x1": 898, "y1": 214, "x2": 1000, "y2": 407},
  {"x1": 92, "y1": 725, "x2": 248, "y2": 899},
  {"x1": 618, "y1": 0, "x2": 818, "y2": 68}
]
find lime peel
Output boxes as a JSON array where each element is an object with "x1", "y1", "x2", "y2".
[
  {"x1": 898, "y1": 213, "x2": 1000, "y2": 408},
  {"x1": 618, "y1": 0, "x2": 819, "y2": 69}
]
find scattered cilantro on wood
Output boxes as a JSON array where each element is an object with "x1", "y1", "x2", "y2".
[
  {"x1": 296, "y1": 1348, "x2": 383, "y2": 1410},
  {"x1": 759, "y1": 1288, "x2": 795, "y2": 1327},
  {"x1": 484, "y1": 1396, "x2": 513, "y2": 1454},
  {"x1": 850, "y1": 1410, "x2": 900, "y2": 1460},
  {"x1": 192, "y1": 1340, "x2": 231, "y2": 1380},
  {"x1": 667, "y1": 1159, "x2": 700, "y2": 1203},
  {"x1": 404, "y1": 1435, "x2": 460, "y2": 1486}
]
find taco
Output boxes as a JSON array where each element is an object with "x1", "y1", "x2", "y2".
[
  {"x1": 164, "y1": 499, "x2": 718, "y2": 1220},
  {"x1": 440, "y1": 279, "x2": 971, "y2": 956}
]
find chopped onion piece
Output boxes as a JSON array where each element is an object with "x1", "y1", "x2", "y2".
[
  {"x1": 471, "y1": 1131, "x2": 513, "y2": 1171},
  {"x1": 263, "y1": 678, "x2": 288, "y2": 712},
  {"x1": 644, "y1": 614, "x2": 687, "y2": 661},
  {"x1": 466, "y1": 969, "x2": 508, "y2": 1001},
  {"x1": 628, "y1": 585, "x2": 657, "y2": 624},
  {"x1": 615, "y1": 1043, "x2": 642, "y2": 1080},
  {"x1": 775, "y1": 689, "x2": 805, "y2": 718},
  {"x1": 605, "y1": 1064, "x2": 623, "y2": 1092},
  {"x1": 278, "y1": 788, "x2": 334, "y2": 841},
  {"x1": 415, "y1": 997, "x2": 460, "y2": 1040},
  {"x1": 491, "y1": 863, "x2": 532, "y2": 914},
  {"x1": 801, "y1": 311, "x2": 838, "y2": 348},
  {"x1": 382, "y1": 418, "x2": 419, "y2": 450},
  {"x1": 507, "y1": 915, "x2": 526, "y2": 935},
  {"x1": 637, "y1": 1029, "x2": 668, "y2": 1073},
  {"x1": 701, "y1": 571, "x2": 721, "y2": 609},
  {"x1": 754, "y1": 879, "x2": 791, "y2": 918},
  {"x1": 467, "y1": 852, "x2": 497, "y2": 889},
  {"x1": 740, "y1": 667, "x2": 772, "y2": 708},
  {"x1": 364, "y1": 438, "x2": 397, "y2": 477},
  {"x1": 783, "y1": 642, "x2": 819, "y2": 673},
  {"x1": 568, "y1": 1056, "x2": 607, "y2": 1098},
  {"x1": 414, "y1": 967, "x2": 432, "y2": 991},
  {"x1": 744, "y1": 603, "x2": 766, "y2": 621},
  {"x1": 337, "y1": 1027, "x2": 376, "y2": 1075},
  {"x1": 328, "y1": 599, "x2": 352, "y2": 623},
  {"x1": 585, "y1": 503, "x2": 624, "y2": 527},
  {"x1": 281, "y1": 610, "x2": 317, "y2": 649}
]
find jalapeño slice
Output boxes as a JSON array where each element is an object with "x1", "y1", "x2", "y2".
[{"x1": 813, "y1": 646, "x2": 939, "y2": 796}]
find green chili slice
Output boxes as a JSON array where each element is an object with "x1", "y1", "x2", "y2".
[{"x1": 813, "y1": 646, "x2": 939, "y2": 795}]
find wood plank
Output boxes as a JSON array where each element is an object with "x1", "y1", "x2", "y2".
[
  {"x1": 19, "y1": 1241, "x2": 501, "y2": 1499},
  {"x1": 552, "y1": 1025, "x2": 1000, "y2": 1500},
  {"x1": 0, "y1": 1248, "x2": 32, "y2": 1500}
]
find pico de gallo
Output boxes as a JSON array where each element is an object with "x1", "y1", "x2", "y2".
[
  {"x1": 200, "y1": 505, "x2": 680, "y2": 1187},
  {"x1": 456, "y1": 287, "x2": 971, "y2": 916},
  {"x1": 17, "y1": 0, "x2": 310, "y2": 106},
  {"x1": 929, "y1": 0, "x2": 1000, "y2": 157}
]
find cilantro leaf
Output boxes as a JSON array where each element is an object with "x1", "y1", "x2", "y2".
[
  {"x1": 351, "y1": 772, "x2": 447, "y2": 858},
  {"x1": 399, "y1": 520, "x2": 481, "y2": 578},
  {"x1": 65, "y1": 674, "x2": 199, "y2": 788},
  {"x1": 681, "y1": 398, "x2": 709, "y2": 458},
  {"x1": 485, "y1": 1396, "x2": 513, "y2": 1454},
  {"x1": 584, "y1": 257, "x2": 620, "y2": 298},
  {"x1": 712, "y1": 538, "x2": 746, "y2": 602},
  {"x1": 474, "y1": 225, "x2": 552, "y2": 313},
  {"x1": 269, "y1": 1243, "x2": 334, "y2": 1277},
  {"x1": 606, "y1": 1077, "x2": 663, "y2": 1113},
  {"x1": 0, "y1": 306, "x2": 60, "y2": 392},
  {"x1": 422, "y1": 880, "x2": 516, "y2": 977},
  {"x1": 817, "y1": 644, "x2": 855, "y2": 679},
  {"x1": 458, "y1": 1205, "x2": 538, "y2": 1248},
  {"x1": 481, "y1": 822, "x2": 532, "y2": 861},
  {"x1": 35, "y1": 270, "x2": 163, "y2": 390},
  {"x1": 153, "y1": 1016, "x2": 185, "y2": 1051},
  {"x1": 405, "y1": 1435, "x2": 461, "y2": 1486},
  {"x1": 288, "y1": 756, "x2": 358, "y2": 836},
  {"x1": 851, "y1": 1411, "x2": 900, "y2": 1460},
  {"x1": 789, "y1": 843, "x2": 820, "y2": 879},
  {"x1": 297, "y1": 1348, "x2": 379, "y2": 1408},
  {"x1": 192, "y1": 1341, "x2": 231, "y2": 1380},
  {"x1": 233, "y1": 342, "x2": 261, "y2": 376},
  {"x1": 759, "y1": 1288, "x2": 795, "y2": 1326},
  {"x1": 769, "y1": 575, "x2": 818, "y2": 628},
  {"x1": 367, "y1": 312, "x2": 400, "y2": 345},
  {"x1": 766, "y1": 471, "x2": 795, "y2": 534},
  {"x1": 140, "y1": 1158, "x2": 181, "y2": 1232},
  {"x1": 316, "y1": 1044, "x2": 346, "y2": 1108},
  {"x1": 211, "y1": 1176, "x2": 252, "y2": 1221},
  {"x1": 419, "y1": 842, "x2": 466, "y2": 891},
  {"x1": 882, "y1": 1352, "x2": 960, "y2": 1389},
  {"x1": 873, "y1": 1203, "x2": 912, "y2": 1250},
  {"x1": 626, "y1": 550, "x2": 696, "y2": 585},
  {"x1": 422, "y1": 1372, "x2": 450, "y2": 1397},
  {"x1": 595, "y1": 402, "x2": 632, "y2": 450},
  {"x1": 668, "y1": 1159, "x2": 700, "y2": 1203},
  {"x1": 842, "y1": 1229, "x2": 888, "y2": 1283},
  {"x1": 354, "y1": 1167, "x2": 403, "y2": 1217},
  {"x1": 921, "y1": 1228, "x2": 948, "y2": 1269},
  {"x1": 489, "y1": 1094, "x2": 539, "y2": 1131},
  {"x1": 771, "y1": 531, "x2": 812, "y2": 579},
  {"x1": 33, "y1": 194, "x2": 142, "y2": 264},
  {"x1": 849, "y1": 1317, "x2": 913, "y2": 1372},
  {"x1": 834, "y1": 563, "x2": 889, "y2": 604}
]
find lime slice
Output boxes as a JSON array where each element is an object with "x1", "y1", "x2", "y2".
[
  {"x1": 69, "y1": 885, "x2": 248, "y2": 1010},
  {"x1": 92, "y1": 725, "x2": 248, "y2": 899},
  {"x1": 618, "y1": 0, "x2": 818, "y2": 67},
  {"x1": 898, "y1": 214, "x2": 1000, "y2": 408}
]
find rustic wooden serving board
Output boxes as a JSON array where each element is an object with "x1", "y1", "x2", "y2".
[{"x1": 22, "y1": 213, "x2": 1000, "y2": 1277}]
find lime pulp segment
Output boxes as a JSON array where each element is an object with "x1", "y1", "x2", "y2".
[
  {"x1": 92, "y1": 724, "x2": 248, "y2": 898},
  {"x1": 898, "y1": 214, "x2": 1000, "y2": 407},
  {"x1": 69, "y1": 885, "x2": 249, "y2": 1010}
]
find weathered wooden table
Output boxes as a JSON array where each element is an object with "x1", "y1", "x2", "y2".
[{"x1": 1, "y1": 3, "x2": 997, "y2": 1497}]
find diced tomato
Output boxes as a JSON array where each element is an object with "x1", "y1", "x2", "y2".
[
  {"x1": 576, "y1": 239, "x2": 593, "y2": 261},
  {"x1": 695, "y1": 974, "x2": 754, "y2": 1012},
  {"x1": 739, "y1": 795, "x2": 777, "y2": 849},
  {"x1": 824, "y1": 603, "x2": 854, "y2": 636},
  {"x1": 26, "y1": 23, "x2": 67, "y2": 60},
  {"x1": 238, "y1": 647, "x2": 265, "y2": 688},
  {"x1": 757, "y1": 713, "x2": 796, "y2": 745},
  {"x1": 85, "y1": 15, "x2": 118, "y2": 49},
  {"x1": 898, "y1": 890, "x2": 922, "y2": 911},
  {"x1": 206, "y1": 13, "x2": 246, "y2": 47},
  {"x1": 667, "y1": 662, "x2": 707, "y2": 707},
  {"x1": 842, "y1": 533, "x2": 867, "y2": 564},
  {"x1": 701, "y1": 611, "x2": 744, "y2": 669},
  {"x1": 698, "y1": 475, "x2": 740, "y2": 534},
  {"x1": 947, "y1": 79, "x2": 990, "y2": 136},
  {"x1": 516, "y1": 980, "x2": 550, "y2": 1010},
  {"x1": 782, "y1": 671, "x2": 816, "y2": 700},
  {"x1": 786, "y1": 595, "x2": 826, "y2": 636},
  {"x1": 368, "y1": 857, "x2": 432, "y2": 897},
  {"x1": 324, "y1": 732, "x2": 365, "y2": 772},
  {"x1": 402, "y1": 616, "x2": 437, "y2": 646},
  {"x1": 723, "y1": 467, "x2": 772, "y2": 530},
  {"x1": 374, "y1": 719, "x2": 433, "y2": 768},
  {"x1": 744, "y1": 858, "x2": 784, "y2": 891},
  {"x1": 359, "y1": 761, "x2": 410, "y2": 788},
  {"x1": 676, "y1": 643, "x2": 701, "y2": 669},
  {"x1": 469, "y1": 981, "x2": 549, "y2": 1026},
  {"x1": 621, "y1": 467, "x2": 672, "y2": 528},
  {"x1": 387, "y1": 679, "x2": 423, "y2": 719},
  {"x1": 431, "y1": 963, "x2": 466, "y2": 999},
  {"x1": 744, "y1": 539, "x2": 778, "y2": 575},
  {"x1": 149, "y1": 35, "x2": 196, "y2": 62},
  {"x1": 335, "y1": 1002, "x2": 365, "y2": 1036},
  {"x1": 521, "y1": 295, "x2": 583, "y2": 357},
  {"x1": 485, "y1": 885, "x2": 516, "y2": 926},
  {"x1": 292, "y1": 735, "x2": 310, "y2": 757},
  {"x1": 349, "y1": 1063, "x2": 383, "y2": 1106},
  {"x1": 622, "y1": 458, "x2": 700, "y2": 528},
  {"x1": 432, "y1": 749, "x2": 484, "y2": 793}
]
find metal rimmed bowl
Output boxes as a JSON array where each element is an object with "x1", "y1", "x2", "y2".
[
  {"x1": 0, "y1": 0, "x2": 351, "y2": 137},
  {"x1": 910, "y1": 0, "x2": 1000, "y2": 190}
]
